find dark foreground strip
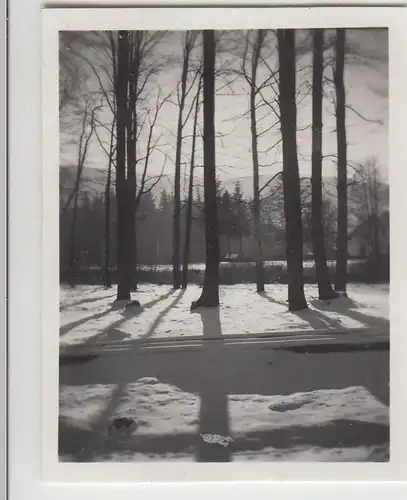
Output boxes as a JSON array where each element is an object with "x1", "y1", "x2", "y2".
[
  {"x1": 59, "y1": 339, "x2": 389, "y2": 365},
  {"x1": 58, "y1": 418, "x2": 389, "y2": 462},
  {"x1": 60, "y1": 354, "x2": 98, "y2": 366},
  {"x1": 278, "y1": 341, "x2": 389, "y2": 354}
]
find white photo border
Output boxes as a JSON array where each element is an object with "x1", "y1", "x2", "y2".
[
  {"x1": 8, "y1": 1, "x2": 407, "y2": 498},
  {"x1": 41, "y1": 6, "x2": 406, "y2": 483}
]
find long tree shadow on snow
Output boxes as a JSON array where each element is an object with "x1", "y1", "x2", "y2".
[
  {"x1": 259, "y1": 291, "x2": 353, "y2": 331},
  {"x1": 309, "y1": 296, "x2": 390, "y2": 332},
  {"x1": 258, "y1": 290, "x2": 341, "y2": 332},
  {"x1": 86, "y1": 290, "x2": 187, "y2": 435},
  {"x1": 60, "y1": 289, "x2": 176, "y2": 341},
  {"x1": 291, "y1": 308, "x2": 345, "y2": 331},
  {"x1": 59, "y1": 292, "x2": 117, "y2": 312},
  {"x1": 80, "y1": 289, "x2": 177, "y2": 346},
  {"x1": 190, "y1": 306, "x2": 231, "y2": 462},
  {"x1": 60, "y1": 308, "x2": 117, "y2": 337},
  {"x1": 259, "y1": 291, "x2": 389, "y2": 333},
  {"x1": 258, "y1": 291, "x2": 288, "y2": 307}
]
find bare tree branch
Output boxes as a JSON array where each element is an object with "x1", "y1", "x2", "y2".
[
  {"x1": 259, "y1": 170, "x2": 283, "y2": 195},
  {"x1": 60, "y1": 103, "x2": 99, "y2": 214},
  {"x1": 345, "y1": 104, "x2": 384, "y2": 125}
]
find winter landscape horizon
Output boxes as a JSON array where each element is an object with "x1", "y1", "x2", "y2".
[{"x1": 58, "y1": 25, "x2": 390, "y2": 466}]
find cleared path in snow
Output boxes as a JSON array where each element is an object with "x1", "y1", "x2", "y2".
[{"x1": 60, "y1": 326, "x2": 389, "y2": 358}]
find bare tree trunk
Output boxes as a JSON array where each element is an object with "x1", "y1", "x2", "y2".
[
  {"x1": 127, "y1": 170, "x2": 138, "y2": 292},
  {"x1": 238, "y1": 234, "x2": 244, "y2": 261},
  {"x1": 103, "y1": 118, "x2": 115, "y2": 289},
  {"x1": 334, "y1": 29, "x2": 348, "y2": 295},
  {"x1": 191, "y1": 30, "x2": 219, "y2": 309},
  {"x1": 173, "y1": 33, "x2": 192, "y2": 290},
  {"x1": 182, "y1": 77, "x2": 201, "y2": 289},
  {"x1": 116, "y1": 30, "x2": 131, "y2": 301},
  {"x1": 67, "y1": 105, "x2": 94, "y2": 287},
  {"x1": 127, "y1": 178, "x2": 137, "y2": 292},
  {"x1": 68, "y1": 187, "x2": 80, "y2": 287},
  {"x1": 127, "y1": 38, "x2": 138, "y2": 292},
  {"x1": 372, "y1": 171, "x2": 380, "y2": 257},
  {"x1": 311, "y1": 29, "x2": 337, "y2": 300},
  {"x1": 277, "y1": 29, "x2": 307, "y2": 311},
  {"x1": 250, "y1": 30, "x2": 265, "y2": 293},
  {"x1": 103, "y1": 163, "x2": 112, "y2": 288}
]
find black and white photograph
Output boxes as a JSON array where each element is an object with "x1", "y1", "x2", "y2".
[{"x1": 56, "y1": 19, "x2": 390, "y2": 464}]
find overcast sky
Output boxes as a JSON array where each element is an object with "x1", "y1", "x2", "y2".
[{"x1": 60, "y1": 28, "x2": 388, "y2": 197}]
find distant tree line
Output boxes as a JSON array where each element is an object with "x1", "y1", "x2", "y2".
[
  {"x1": 60, "y1": 181, "x2": 271, "y2": 277},
  {"x1": 60, "y1": 165, "x2": 389, "y2": 281}
]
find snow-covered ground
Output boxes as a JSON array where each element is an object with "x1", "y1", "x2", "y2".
[
  {"x1": 59, "y1": 283, "x2": 389, "y2": 462},
  {"x1": 59, "y1": 379, "x2": 389, "y2": 462},
  {"x1": 60, "y1": 283, "x2": 389, "y2": 347}
]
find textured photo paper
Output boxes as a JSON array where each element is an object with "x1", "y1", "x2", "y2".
[{"x1": 41, "y1": 6, "x2": 407, "y2": 483}]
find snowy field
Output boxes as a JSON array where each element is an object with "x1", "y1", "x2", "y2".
[
  {"x1": 60, "y1": 283, "x2": 389, "y2": 347},
  {"x1": 59, "y1": 283, "x2": 389, "y2": 462}
]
